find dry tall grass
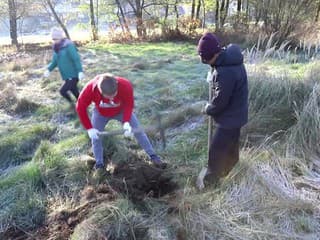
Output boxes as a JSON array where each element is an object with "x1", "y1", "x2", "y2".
[
  {"x1": 288, "y1": 83, "x2": 320, "y2": 157},
  {"x1": 178, "y1": 147, "x2": 320, "y2": 240}
]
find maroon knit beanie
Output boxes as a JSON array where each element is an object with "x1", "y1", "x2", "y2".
[{"x1": 197, "y1": 33, "x2": 221, "y2": 62}]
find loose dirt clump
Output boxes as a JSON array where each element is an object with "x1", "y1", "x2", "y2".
[
  {"x1": 28, "y1": 184, "x2": 116, "y2": 240},
  {"x1": 109, "y1": 158, "x2": 178, "y2": 202}
]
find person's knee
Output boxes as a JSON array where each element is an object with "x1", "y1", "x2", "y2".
[{"x1": 91, "y1": 138, "x2": 102, "y2": 146}]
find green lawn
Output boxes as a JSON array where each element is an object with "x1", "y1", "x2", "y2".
[{"x1": 1, "y1": 41, "x2": 320, "y2": 239}]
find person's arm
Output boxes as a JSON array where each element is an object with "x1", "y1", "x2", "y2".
[
  {"x1": 47, "y1": 53, "x2": 58, "y2": 71},
  {"x1": 67, "y1": 44, "x2": 83, "y2": 73},
  {"x1": 206, "y1": 70, "x2": 235, "y2": 117},
  {"x1": 122, "y1": 81, "x2": 134, "y2": 123},
  {"x1": 76, "y1": 84, "x2": 94, "y2": 129}
]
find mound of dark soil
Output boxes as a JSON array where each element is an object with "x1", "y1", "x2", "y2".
[{"x1": 109, "y1": 159, "x2": 178, "y2": 201}]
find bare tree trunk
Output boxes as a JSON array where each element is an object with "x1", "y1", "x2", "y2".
[
  {"x1": 96, "y1": 0, "x2": 99, "y2": 29},
  {"x1": 126, "y1": 0, "x2": 145, "y2": 38},
  {"x1": 191, "y1": 0, "x2": 195, "y2": 19},
  {"x1": 115, "y1": 0, "x2": 131, "y2": 36},
  {"x1": 46, "y1": 0, "x2": 70, "y2": 39},
  {"x1": 245, "y1": 0, "x2": 249, "y2": 22},
  {"x1": 196, "y1": 0, "x2": 201, "y2": 19},
  {"x1": 220, "y1": 0, "x2": 229, "y2": 28},
  {"x1": 161, "y1": 1, "x2": 169, "y2": 35},
  {"x1": 89, "y1": 0, "x2": 98, "y2": 40},
  {"x1": 237, "y1": 0, "x2": 241, "y2": 12},
  {"x1": 174, "y1": 0, "x2": 179, "y2": 31},
  {"x1": 215, "y1": 0, "x2": 220, "y2": 31},
  {"x1": 164, "y1": 2, "x2": 169, "y2": 20},
  {"x1": 201, "y1": 0, "x2": 206, "y2": 29},
  {"x1": 135, "y1": 2, "x2": 145, "y2": 38},
  {"x1": 8, "y1": 0, "x2": 18, "y2": 46},
  {"x1": 315, "y1": 0, "x2": 320, "y2": 22}
]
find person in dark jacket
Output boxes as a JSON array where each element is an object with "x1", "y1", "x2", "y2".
[
  {"x1": 44, "y1": 28, "x2": 84, "y2": 105},
  {"x1": 196, "y1": 32, "x2": 248, "y2": 189}
]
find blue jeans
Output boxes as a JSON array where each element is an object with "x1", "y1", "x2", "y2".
[{"x1": 91, "y1": 108, "x2": 156, "y2": 166}]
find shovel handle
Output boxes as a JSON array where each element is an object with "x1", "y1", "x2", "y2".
[{"x1": 98, "y1": 128, "x2": 144, "y2": 137}]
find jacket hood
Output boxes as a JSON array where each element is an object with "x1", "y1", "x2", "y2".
[
  {"x1": 214, "y1": 44, "x2": 243, "y2": 67},
  {"x1": 61, "y1": 38, "x2": 73, "y2": 48},
  {"x1": 52, "y1": 38, "x2": 73, "y2": 53}
]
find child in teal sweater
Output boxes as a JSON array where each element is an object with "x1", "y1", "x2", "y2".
[{"x1": 44, "y1": 28, "x2": 84, "y2": 104}]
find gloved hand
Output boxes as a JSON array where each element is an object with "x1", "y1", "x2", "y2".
[
  {"x1": 78, "y1": 72, "x2": 85, "y2": 80},
  {"x1": 206, "y1": 70, "x2": 213, "y2": 83},
  {"x1": 202, "y1": 102, "x2": 211, "y2": 114},
  {"x1": 87, "y1": 128, "x2": 100, "y2": 140},
  {"x1": 44, "y1": 69, "x2": 50, "y2": 78},
  {"x1": 123, "y1": 122, "x2": 133, "y2": 138}
]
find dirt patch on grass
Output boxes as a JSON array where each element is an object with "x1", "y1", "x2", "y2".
[
  {"x1": 109, "y1": 159, "x2": 178, "y2": 202},
  {"x1": 19, "y1": 157, "x2": 177, "y2": 240},
  {"x1": 23, "y1": 185, "x2": 116, "y2": 240}
]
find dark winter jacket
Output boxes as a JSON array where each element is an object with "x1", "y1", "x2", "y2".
[{"x1": 206, "y1": 44, "x2": 248, "y2": 129}]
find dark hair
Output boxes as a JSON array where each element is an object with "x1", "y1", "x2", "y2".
[{"x1": 99, "y1": 74, "x2": 118, "y2": 95}]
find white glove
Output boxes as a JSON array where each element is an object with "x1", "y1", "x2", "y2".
[
  {"x1": 44, "y1": 69, "x2": 50, "y2": 78},
  {"x1": 123, "y1": 122, "x2": 133, "y2": 138},
  {"x1": 202, "y1": 102, "x2": 211, "y2": 114},
  {"x1": 206, "y1": 69, "x2": 217, "y2": 83},
  {"x1": 206, "y1": 70, "x2": 213, "y2": 83},
  {"x1": 78, "y1": 72, "x2": 85, "y2": 80},
  {"x1": 87, "y1": 128, "x2": 100, "y2": 140},
  {"x1": 196, "y1": 167, "x2": 208, "y2": 190}
]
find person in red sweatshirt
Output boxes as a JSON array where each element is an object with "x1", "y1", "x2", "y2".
[{"x1": 76, "y1": 73, "x2": 164, "y2": 172}]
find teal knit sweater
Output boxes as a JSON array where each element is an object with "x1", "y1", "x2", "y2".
[{"x1": 48, "y1": 39, "x2": 83, "y2": 80}]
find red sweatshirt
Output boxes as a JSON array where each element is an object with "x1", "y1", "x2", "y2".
[{"x1": 76, "y1": 75, "x2": 134, "y2": 130}]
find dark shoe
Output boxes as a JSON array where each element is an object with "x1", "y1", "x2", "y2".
[
  {"x1": 150, "y1": 154, "x2": 167, "y2": 169},
  {"x1": 94, "y1": 163, "x2": 104, "y2": 170},
  {"x1": 203, "y1": 173, "x2": 219, "y2": 188},
  {"x1": 85, "y1": 158, "x2": 96, "y2": 169},
  {"x1": 92, "y1": 165, "x2": 108, "y2": 183}
]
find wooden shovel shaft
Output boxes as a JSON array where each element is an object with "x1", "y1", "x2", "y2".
[
  {"x1": 97, "y1": 115, "x2": 167, "y2": 150},
  {"x1": 97, "y1": 127, "x2": 145, "y2": 136},
  {"x1": 208, "y1": 79, "x2": 213, "y2": 149}
]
